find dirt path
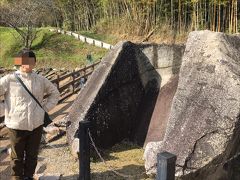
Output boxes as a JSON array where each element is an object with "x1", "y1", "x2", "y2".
[{"x1": 0, "y1": 94, "x2": 78, "y2": 180}]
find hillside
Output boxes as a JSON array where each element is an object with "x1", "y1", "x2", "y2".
[{"x1": 0, "y1": 27, "x2": 108, "y2": 69}]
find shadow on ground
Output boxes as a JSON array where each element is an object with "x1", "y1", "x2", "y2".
[{"x1": 61, "y1": 164, "x2": 149, "y2": 180}]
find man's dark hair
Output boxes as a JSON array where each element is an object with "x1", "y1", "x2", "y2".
[{"x1": 16, "y1": 49, "x2": 36, "y2": 62}]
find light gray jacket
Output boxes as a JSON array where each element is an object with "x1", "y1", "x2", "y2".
[{"x1": 0, "y1": 71, "x2": 60, "y2": 131}]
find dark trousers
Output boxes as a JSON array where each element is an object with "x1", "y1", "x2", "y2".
[{"x1": 8, "y1": 125, "x2": 43, "y2": 180}]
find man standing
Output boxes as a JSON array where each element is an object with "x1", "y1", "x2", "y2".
[{"x1": 0, "y1": 49, "x2": 60, "y2": 180}]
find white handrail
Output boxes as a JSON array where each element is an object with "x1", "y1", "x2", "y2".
[{"x1": 49, "y1": 29, "x2": 113, "y2": 50}]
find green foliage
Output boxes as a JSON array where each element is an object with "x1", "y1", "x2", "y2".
[
  {"x1": 1, "y1": 0, "x2": 240, "y2": 37},
  {"x1": 0, "y1": 27, "x2": 23, "y2": 67},
  {"x1": 53, "y1": 0, "x2": 240, "y2": 37},
  {"x1": 78, "y1": 30, "x2": 119, "y2": 44},
  {"x1": 0, "y1": 27, "x2": 107, "y2": 69}
]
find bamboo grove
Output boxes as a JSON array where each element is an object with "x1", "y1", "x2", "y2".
[
  {"x1": 1, "y1": 0, "x2": 240, "y2": 37},
  {"x1": 54, "y1": 0, "x2": 239, "y2": 35}
]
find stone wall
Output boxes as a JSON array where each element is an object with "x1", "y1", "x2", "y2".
[
  {"x1": 66, "y1": 41, "x2": 184, "y2": 154},
  {"x1": 66, "y1": 41, "x2": 159, "y2": 149},
  {"x1": 139, "y1": 43, "x2": 185, "y2": 87}
]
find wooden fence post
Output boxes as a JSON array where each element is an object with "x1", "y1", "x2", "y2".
[
  {"x1": 72, "y1": 70, "x2": 75, "y2": 93},
  {"x1": 156, "y1": 151, "x2": 177, "y2": 180},
  {"x1": 56, "y1": 75, "x2": 60, "y2": 90},
  {"x1": 84, "y1": 66, "x2": 87, "y2": 76},
  {"x1": 79, "y1": 121, "x2": 91, "y2": 180}
]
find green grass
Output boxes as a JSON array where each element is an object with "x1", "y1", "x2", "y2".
[
  {"x1": 0, "y1": 27, "x2": 22, "y2": 67},
  {"x1": 79, "y1": 30, "x2": 119, "y2": 45},
  {"x1": 0, "y1": 27, "x2": 108, "y2": 69},
  {"x1": 90, "y1": 140, "x2": 152, "y2": 180}
]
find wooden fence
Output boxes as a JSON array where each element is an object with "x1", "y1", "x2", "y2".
[
  {"x1": 0, "y1": 62, "x2": 100, "y2": 104},
  {"x1": 49, "y1": 61, "x2": 100, "y2": 102}
]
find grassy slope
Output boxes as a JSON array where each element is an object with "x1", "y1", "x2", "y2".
[
  {"x1": 79, "y1": 30, "x2": 120, "y2": 45},
  {"x1": 0, "y1": 27, "x2": 22, "y2": 67},
  {"x1": 0, "y1": 27, "x2": 107, "y2": 69}
]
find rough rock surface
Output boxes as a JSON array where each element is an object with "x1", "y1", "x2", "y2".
[
  {"x1": 143, "y1": 75, "x2": 179, "y2": 146},
  {"x1": 66, "y1": 41, "x2": 185, "y2": 151},
  {"x1": 144, "y1": 30, "x2": 240, "y2": 179},
  {"x1": 66, "y1": 41, "x2": 160, "y2": 150}
]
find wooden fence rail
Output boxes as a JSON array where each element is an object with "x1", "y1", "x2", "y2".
[
  {"x1": 0, "y1": 62, "x2": 100, "y2": 104},
  {"x1": 50, "y1": 61, "x2": 100, "y2": 103}
]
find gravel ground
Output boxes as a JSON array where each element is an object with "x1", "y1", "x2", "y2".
[
  {"x1": 0, "y1": 93, "x2": 153, "y2": 180},
  {"x1": 1, "y1": 132, "x2": 153, "y2": 180},
  {"x1": 37, "y1": 135, "x2": 79, "y2": 179},
  {"x1": 37, "y1": 135, "x2": 153, "y2": 180}
]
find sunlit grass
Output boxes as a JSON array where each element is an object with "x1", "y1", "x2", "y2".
[
  {"x1": 78, "y1": 30, "x2": 119, "y2": 45},
  {"x1": 0, "y1": 27, "x2": 108, "y2": 69}
]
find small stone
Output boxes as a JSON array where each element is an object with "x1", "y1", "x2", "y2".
[
  {"x1": 71, "y1": 138, "x2": 79, "y2": 159},
  {"x1": 35, "y1": 174, "x2": 62, "y2": 180}
]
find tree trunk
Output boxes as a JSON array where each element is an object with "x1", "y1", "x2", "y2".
[
  {"x1": 178, "y1": 0, "x2": 181, "y2": 33},
  {"x1": 218, "y1": 0, "x2": 221, "y2": 32},
  {"x1": 235, "y1": 0, "x2": 238, "y2": 33},
  {"x1": 171, "y1": 0, "x2": 174, "y2": 30}
]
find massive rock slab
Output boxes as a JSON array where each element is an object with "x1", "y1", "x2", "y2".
[
  {"x1": 143, "y1": 75, "x2": 179, "y2": 147},
  {"x1": 144, "y1": 30, "x2": 240, "y2": 179},
  {"x1": 132, "y1": 44, "x2": 185, "y2": 145},
  {"x1": 66, "y1": 41, "x2": 160, "y2": 151}
]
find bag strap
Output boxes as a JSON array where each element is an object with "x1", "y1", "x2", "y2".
[{"x1": 14, "y1": 73, "x2": 44, "y2": 109}]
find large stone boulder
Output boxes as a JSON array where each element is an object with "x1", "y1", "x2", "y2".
[
  {"x1": 144, "y1": 30, "x2": 240, "y2": 179},
  {"x1": 66, "y1": 41, "x2": 161, "y2": 151},
  {"x1": 66, "y1": 40, "x2": 185, "y2": 153}
]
